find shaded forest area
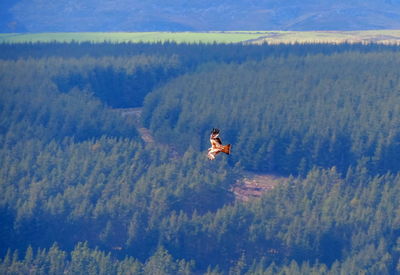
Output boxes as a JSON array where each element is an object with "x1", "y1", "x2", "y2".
[{"x1": 2, "y1": 42, "x2": 400, "y2": 274}]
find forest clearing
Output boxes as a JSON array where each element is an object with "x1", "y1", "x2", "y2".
[{"x1": 232, "y1": 173, "x2": 287, "y2": 201}]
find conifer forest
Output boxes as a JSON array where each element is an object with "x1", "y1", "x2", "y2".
[{"x1": 2, "y1": 42, "x2": 400, "y2": 274}]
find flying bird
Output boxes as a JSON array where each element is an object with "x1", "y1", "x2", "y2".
[{"x1": 207, "y1": 128, "x2": 231, "y2": 160}]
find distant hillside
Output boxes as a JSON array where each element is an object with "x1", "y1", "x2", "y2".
[{"x1": 2, "y1": 0, "x2": 400, "y2": 32}]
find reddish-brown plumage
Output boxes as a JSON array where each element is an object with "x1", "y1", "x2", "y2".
[{"x1": 207, "y1": 128, "x2": 231, "y2": 160}]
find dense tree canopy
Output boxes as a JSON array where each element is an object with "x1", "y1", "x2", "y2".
[
  {"x1": 144, "y1": 51, "x2": 400, "y2": 176},
  {"x1": 1, "y1": 42, "x2": 400, "y2": 274}
]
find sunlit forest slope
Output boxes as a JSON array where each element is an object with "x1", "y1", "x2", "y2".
[
  {"x1": 144, "y1": 51, "x2": 400, "y2": 175},
  {"x1": 2, "y1": 42, "x2": 400, "y2": 274}
]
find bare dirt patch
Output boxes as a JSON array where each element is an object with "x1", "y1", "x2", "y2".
[{"x1": 232, "y1": 172, "x2": 287, "y2": 201}]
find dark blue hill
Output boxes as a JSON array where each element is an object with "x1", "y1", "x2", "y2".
[{"x1": 2, "y1": 0, "x2": 400, "y2": 32}]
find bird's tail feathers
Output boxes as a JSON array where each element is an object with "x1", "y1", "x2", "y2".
[{"x1": 222, "y1": 144, "x2": 231, "y2": 155}]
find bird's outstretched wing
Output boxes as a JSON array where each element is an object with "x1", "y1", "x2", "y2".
[{"x1": 210, "y1": 128, "x2": 220, "y2": 139}]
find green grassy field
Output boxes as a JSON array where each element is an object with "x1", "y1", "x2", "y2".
[
  {"x1": 0, "y1": 32, "x2": 267, "y2": 44},
  {"x1": 1, "y1": 30, "x2": 400, "y2": 44}
]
